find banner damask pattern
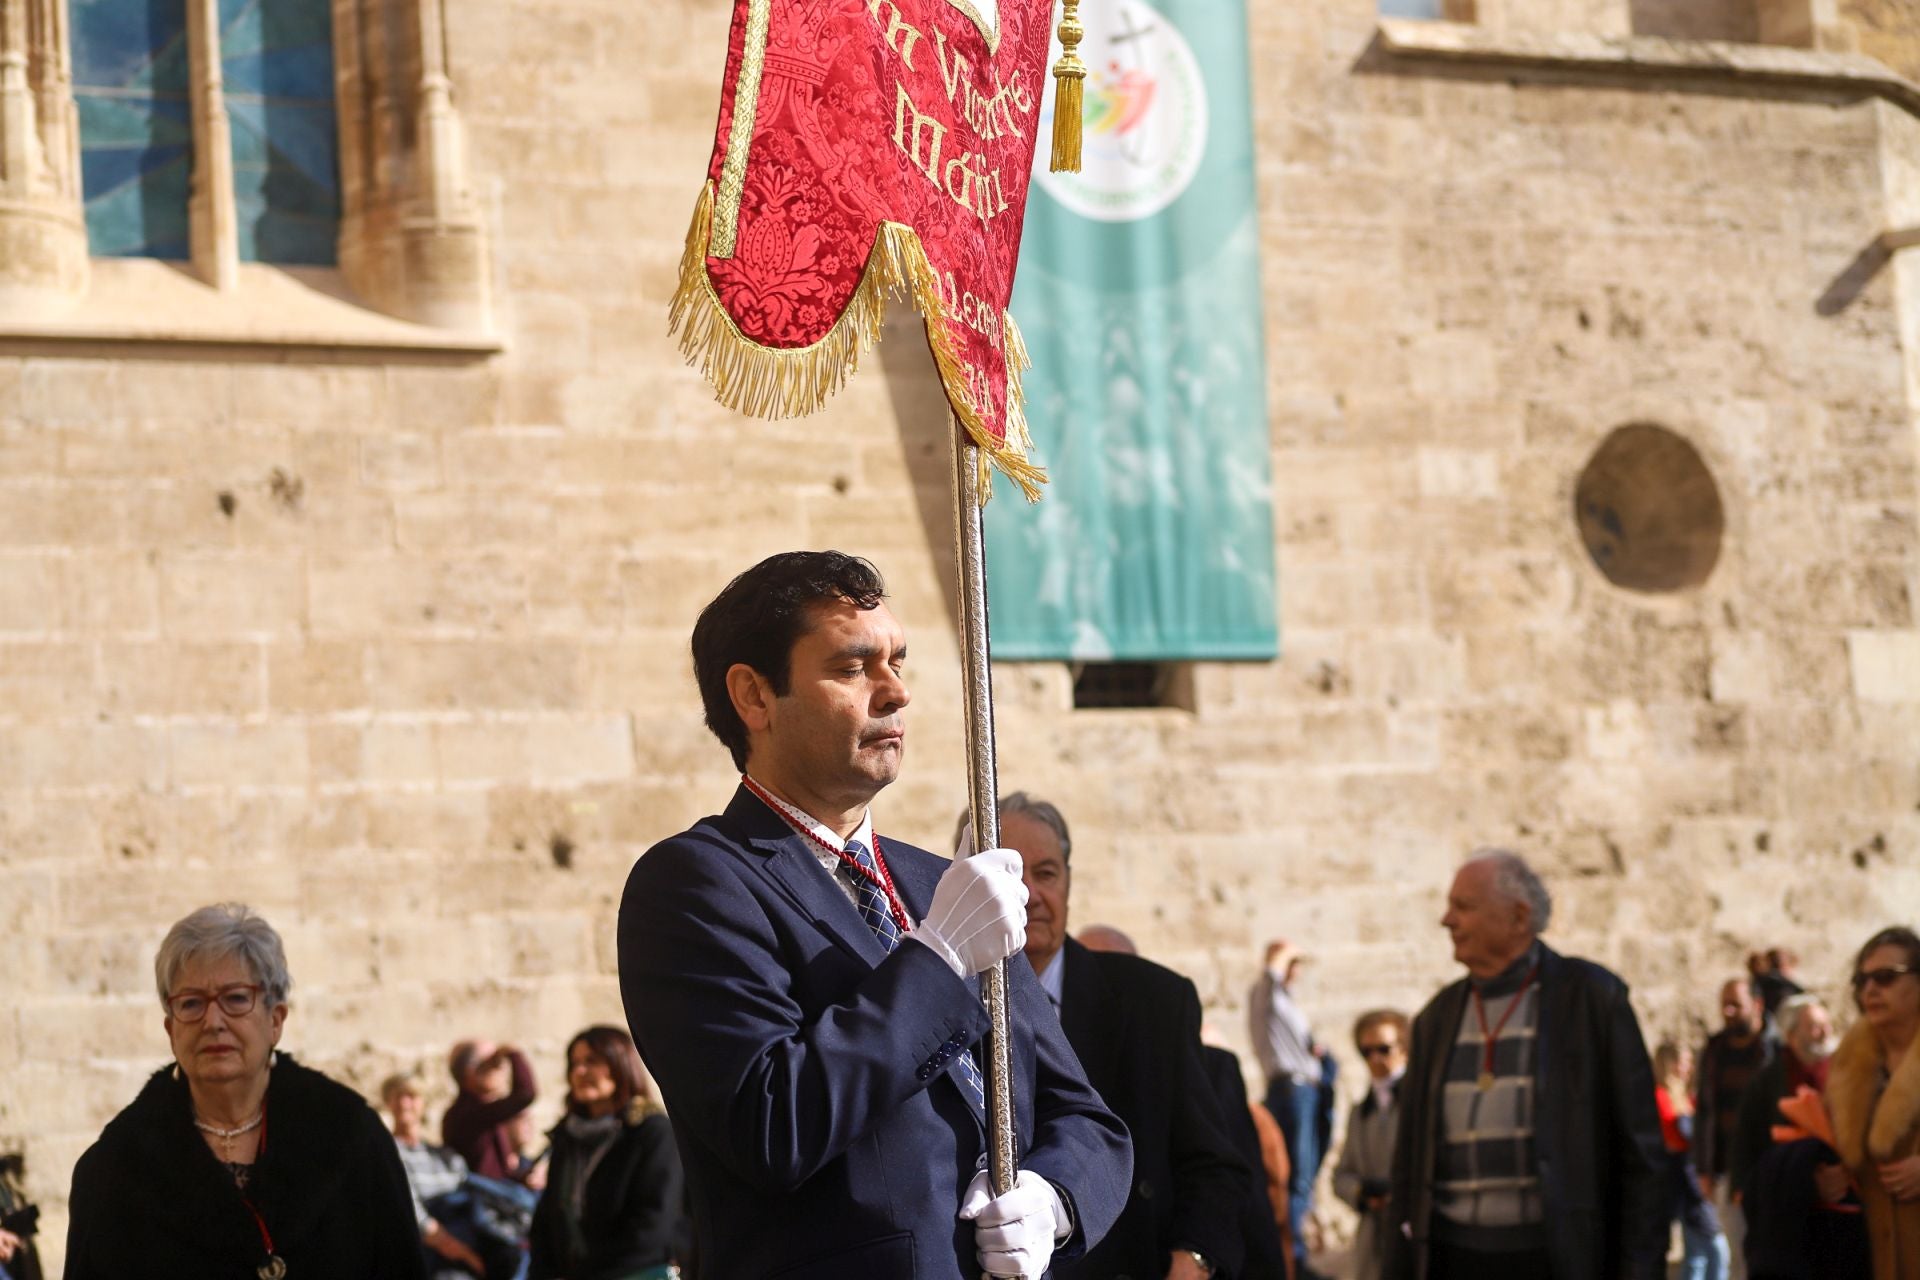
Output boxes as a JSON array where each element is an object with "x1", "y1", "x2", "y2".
[{"x1": 671, "y1": 0, "x2": 1061, "y2": 497}]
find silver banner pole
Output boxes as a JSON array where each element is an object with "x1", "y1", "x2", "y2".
[{"x1": 951, "y1": 429, "x2": 1018, "y2": 1198}]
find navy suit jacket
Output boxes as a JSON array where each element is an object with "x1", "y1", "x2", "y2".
[{"x1": 618, "y1": 787, "x2": 1133, "y2": 1280}]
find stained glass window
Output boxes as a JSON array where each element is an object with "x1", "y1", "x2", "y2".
[
  {"x1": 69, "y1": 0, "x2": 341, "y2": 265},
  {"x1": 221, "y1": 0, "x2": 341, "y2": 264},
  {"x1": 72, "y1": 0, "x2": 194, "y2": 259}
]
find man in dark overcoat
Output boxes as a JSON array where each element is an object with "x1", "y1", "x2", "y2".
[
  {"x1": 1386, "y1": 850, "x2": 1666, "y2": 1280},
  {"x1": 995, "y1": 794, "x2": 1249, "y2": 1280}
]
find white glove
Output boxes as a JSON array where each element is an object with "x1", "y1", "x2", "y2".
[
  {"x1": 909, "y1": 848, "x2": 1027, "y2": 977},
  {"x1": 958, "y1": 1168, "x2": 1069, "y2": 1279}
]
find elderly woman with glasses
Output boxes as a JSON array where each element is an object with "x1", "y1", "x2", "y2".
[
  {"x1": 1831, "y1": 925, "x2": 1920, "y2": 1280},
  {"x1": 64, "y1": 903, "x2": 425, "y2": 1280}
]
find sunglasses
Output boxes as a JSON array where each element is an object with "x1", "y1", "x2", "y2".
[
  {"x1": 1852, "y1": 965, "x2": 1916, "y2": 992},
  {"x1": 1358, "y1": 1043, "x2": 1398, "y2": 1058}
]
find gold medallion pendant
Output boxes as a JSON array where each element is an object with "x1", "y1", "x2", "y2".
[
  {"x1": 257, "y1": 1256, "x2": 286, "y2": 1280},
  {"x1": 1476, "y1": 1071, "x2": 1495, "y2": 1092}
]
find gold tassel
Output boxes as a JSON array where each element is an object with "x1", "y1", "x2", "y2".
[
  {"x1": 1049, "y1": 0, "x2": 1086, "y2": 173},
  {"x1": 668, "y1": 182, "x2": 1048, "y2": 502}
]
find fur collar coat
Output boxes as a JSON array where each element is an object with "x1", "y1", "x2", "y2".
[
  {"x1": 64, "y1": 1054, "x2": 426, "y2": 1280},
  {"x1": 1829, "y1": 1019, "x2": 1920, "y2": 1280}
]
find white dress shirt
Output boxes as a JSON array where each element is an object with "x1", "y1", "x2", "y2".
[
  {"x1": 1035, "y1": 948, "x2": 1065, "y2": 1010},
  {"x1": 745, "y1": 777, "x2": 877, "y2": 912}
]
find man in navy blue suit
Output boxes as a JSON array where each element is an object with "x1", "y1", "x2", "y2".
[{"x1": 618, "y1": 551, "x2": 1132, "y2": 1280}]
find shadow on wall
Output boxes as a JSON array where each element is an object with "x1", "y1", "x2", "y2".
[
  {"x1": 877, "y1": 301, "x2": 968, "y2": 639},
  {"x1": 1817, "y1": 237, "x2": 1895, "y2": 316}
]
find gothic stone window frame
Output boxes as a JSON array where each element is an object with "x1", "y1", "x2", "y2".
[{"x1": 0, "y1": 0, "x2": 496, "y2": 353}]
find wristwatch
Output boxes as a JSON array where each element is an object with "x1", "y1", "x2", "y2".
[{"x1": 1181, "y1": 1249, "x2": 1216, "y2": 1276}]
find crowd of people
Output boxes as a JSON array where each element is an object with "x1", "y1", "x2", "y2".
[
  {"x1": 39, "y1": 875, "x2": 1920, "y2": 1280},
  {"x1": 55, "y1": 905, "x2": 690, "y2": 1280},
  {"x1": 1255, "y1": 872, "x2": 1920, "y2": 1280},
  {"x1": 1259, "y1": 909, "x2": 1920, "y2": 1280},
  {"x1": 35, "y1": 550, "x2": 1920, "y2": 1280}
]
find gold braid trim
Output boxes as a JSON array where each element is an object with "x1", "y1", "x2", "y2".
[
  {"x1": 711, "y1": 0, "x2": 772, "y2": 259},
  {"x1": 670, "y1": 182, "x2": 1047, "y2": 503}
]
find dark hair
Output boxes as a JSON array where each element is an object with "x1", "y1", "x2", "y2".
[
  {"x1": 1854, "y1": 926, "x2": 1920, "y2": 1011},
  {"x1": 566, "y1": 1025, "x2": 649, "y2": 1117},
  {"x1": 1351, "y1": 1008, "x2": 1410, "y2": 1051},
  {"x1": 691, "y1": 551, "x2": 887, "y2": 770},
  {"x1": 449, "y1": 1040, "x2": 483, "y2": 1085}
]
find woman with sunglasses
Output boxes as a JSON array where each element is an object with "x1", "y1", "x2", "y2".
[
  {"x1": 1830, "y1": 925, "x2": 1920, "y2": 1279},
  {"x1": 64, "y1": 903, "x2": 425, "y2": 1279}
]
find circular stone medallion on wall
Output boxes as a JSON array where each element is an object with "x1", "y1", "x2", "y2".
[{"x1": 1574, "y1": 423, "x2": 1725, "y2": 594}]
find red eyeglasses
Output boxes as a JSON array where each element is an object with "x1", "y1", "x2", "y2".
[{"x1": 165, "y1": 984, "x2": 263, "y2": 1022}]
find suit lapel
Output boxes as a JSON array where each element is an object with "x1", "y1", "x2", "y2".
[
  {"x1": 887, "y1": 844, "x2": 967, "y2": 995},
  {"x1": 886, "y1": 840, "x2": 938, "y2": 924},
  {"x1": 721, "y1": 790, "x2": 991, "y2": 1130},
  {"x1": 719, "y1": 786, "x2": 890, "y2": 969}
]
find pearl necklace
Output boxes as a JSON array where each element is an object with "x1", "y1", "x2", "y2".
[{"x1": 194, "y1": 1109, "x2": 264, "y2": 1161}]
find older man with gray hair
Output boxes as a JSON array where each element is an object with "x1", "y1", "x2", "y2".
[{"x1": 1385, "y1": 850, "x2": 1667, "y2": 1280}]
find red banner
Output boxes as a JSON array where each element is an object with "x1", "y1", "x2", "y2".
[{"x1": 670, "y1": 0, "x2": 1057, "y2": 497}]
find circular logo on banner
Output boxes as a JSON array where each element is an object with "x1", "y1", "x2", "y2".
[{"x1": 1034, "y1": 0, "x2": 1209, "y2": 222}]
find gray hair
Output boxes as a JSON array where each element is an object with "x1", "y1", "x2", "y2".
[
  {"x1": 1777, "y1": 993, "x2": 1825, "y2": 1039},
  {"x1": 953, "y1": 792, "x2": 1074, "y2": 865},
  {"x1": 153, "y1": 903, "x2": 292, "y2": 1010},
  {"x1": 1468, "y1": 848, "x2": 1552, "y2": 933}
]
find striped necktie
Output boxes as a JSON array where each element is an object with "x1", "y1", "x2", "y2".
[{"x1": 843, "y1": 839, "x2": 986, "y2": 1115}]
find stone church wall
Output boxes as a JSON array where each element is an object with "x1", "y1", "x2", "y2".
[{"x1": 1, "y1": 0, "x2": 1916, "y2": 1259}]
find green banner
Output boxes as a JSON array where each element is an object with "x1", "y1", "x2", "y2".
[{"x1": 985, "y1": 0, "x2": 1277, "y2": 662}]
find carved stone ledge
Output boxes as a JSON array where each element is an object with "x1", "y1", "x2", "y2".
[
  {"x1": 0, "y1": 258, "x2": 500, "y2": 354},
  {"x1": 1374, "y1": 17, "x2": 1920, "y2": 119}
]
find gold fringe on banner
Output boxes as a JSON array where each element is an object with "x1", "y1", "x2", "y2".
[{"x1": 670, "y1": 182, "x2": 1047, "y2": 503}]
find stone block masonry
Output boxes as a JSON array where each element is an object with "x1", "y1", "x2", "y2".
[{"x1": 1, "y1": 0, "x2": 1918, "y2": 1266}]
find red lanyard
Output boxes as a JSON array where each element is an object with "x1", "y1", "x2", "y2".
[
  {"x1": 1471, "y1": 965, "x2": 1538, "y2": 1085},
  {"x1": 237, "y1": 1111, "x2": 285, "y2": 1278},
  {"x1": 742, "y1": 776, "x2": 912, "y2": 933}
]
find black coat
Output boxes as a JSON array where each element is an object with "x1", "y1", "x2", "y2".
[
  {"x1": 528, "y1": 1105, "x2": 687, "y2": 1280},
  {"x1": 1052, "y1": 939, "x2": 1249, "y2": 1280},
  {"x1": 1692, "y1": 1027, "x2": 1774, "y2": 1181},
  {"x1": 1742, "y1": 1137, "x2": 1870, "y2": 1279},
  {"x1": 65, "y1": 1055, "x2": 425, "y2": 1280},
  {"x1": 1200, "y1": 1045, "x2": 1290, "y2": 1280},
  {"x1": 1729, "y1": 1051, "x2": 1795, "y2": 1200},
  {"x1": 1385, "y1": 943, "x2": 1667, "y2": 1280}
]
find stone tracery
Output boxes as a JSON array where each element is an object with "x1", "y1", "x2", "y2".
[{"x1": 0, "y1": 0, "x2": 490, "y2": 329}]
